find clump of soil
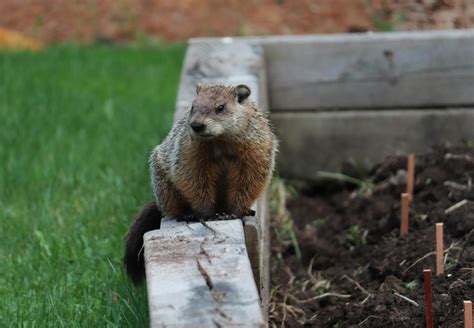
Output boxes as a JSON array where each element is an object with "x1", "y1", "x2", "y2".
[{"x1": 269, "y1": 144, "x2": 474, "y2": 327}]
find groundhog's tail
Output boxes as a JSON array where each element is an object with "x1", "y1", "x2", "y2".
[{"x1": 123, "y1": 201, "x2": 162, "y2": 285}]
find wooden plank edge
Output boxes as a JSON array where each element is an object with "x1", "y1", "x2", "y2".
[{"x1": 144, "y1": 220, "x2": 266, "y2": 327}]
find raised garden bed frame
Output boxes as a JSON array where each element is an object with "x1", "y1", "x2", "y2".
[{"x1": 144, "y1": 29, "x2": 474, "y2": 327}]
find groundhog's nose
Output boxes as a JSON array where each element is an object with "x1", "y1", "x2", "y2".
[{"x1": 190, "y1": 122, "x2": 206, "y2": 133}]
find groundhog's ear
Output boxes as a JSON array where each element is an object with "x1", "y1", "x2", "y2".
[
  {"x1": 235, "y1": 85, "x2": 251, "y2": 104},
  {"x1": 196, "y1": 84, "x2": 203, "y2": 95}
]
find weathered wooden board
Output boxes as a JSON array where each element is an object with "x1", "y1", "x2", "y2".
[
  {"x1": 254, "y1": 191, "x2": 270, "y2": 306},
  {"x1": 273, "y1": 108, "x2": 474, "y2": 180},
  {"x1": 144, "y1": 39, "x2": 271, "y2": 327},
  {"x1": 262, "y1": 30, "x2": 474, "y2": 110},
  {"x1": 192, "y1": 30, "x2": 474, "y2": 111},
  {"x1": 174, "y1": 39, "x2": 267, "y2": 121},
  {"x1": 171, "y1": 39, "x2": 271, "y2": 311},
  {"x1": 144, "y1": 220, "x2": 265, "y2": 327},
  {"x1": 160, "y1": 215, "x2": 262, "y2": 295}
]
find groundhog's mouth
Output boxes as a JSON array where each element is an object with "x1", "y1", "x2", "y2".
[{"x1": 192, "y1": 132, "x2": 215, "y2": 139}]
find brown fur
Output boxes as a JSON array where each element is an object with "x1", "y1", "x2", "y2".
[
  {"x1": 226, "y1": 138, "x2": 274, "y2": 215},
  {"x1": 174, "y1": 135, "x2": 273, "y2": 217},
  {"x1": 154, "y1": 163, "x2": 191, "y2": 218},
  {"x1": 161, "y1": 84, "x2": 277, "y2": 219},
  {"x1": 124, "y1": 84, "x2": 277, "y2": 284}
]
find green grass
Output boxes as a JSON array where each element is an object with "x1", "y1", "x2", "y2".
[{"x1": 0, "y1": 44, "x2": 185, "y2": 327}]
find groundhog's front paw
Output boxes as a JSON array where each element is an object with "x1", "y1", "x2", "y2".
[
  {"x1": 244, "y1": 209, "x2": 256, "y2": 216},
  {"x1": 225, "y1": 207, "x2": 256, "y2": 218},
  {"x1": 211, "y1": 213, "x2": 236, "y2": 221}
]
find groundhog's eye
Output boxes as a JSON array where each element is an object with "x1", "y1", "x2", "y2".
[{"x1": 216, "y1": 104, "x2": 225, "y2": 113}]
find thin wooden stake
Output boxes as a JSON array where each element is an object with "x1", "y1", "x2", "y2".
[
  {"x1": 424, "y1": 269, "x2": 433, "y2": 328},
  {"x1": 465, "y1": 301, "x2": 473, "y2": 328},
  {"x1": 436, "y1": 223, "x2": 444, "y2": 276},
  {"x1": 400, "y1": 193, "x2": 410, "y2": 236},
  {"x1": 407, "y1": 153, "x2": 416, "y2": 201}
]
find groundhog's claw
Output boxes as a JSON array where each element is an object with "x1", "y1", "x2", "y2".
[
  {"x1": 213, "y1": 213, "x2": 239, "y2": 221},
  {"x1": 245, "y1": 209, "x2": 256, "y2": 216}
]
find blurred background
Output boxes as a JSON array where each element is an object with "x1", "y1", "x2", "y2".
[{"x1": 1, "y1": 0, "x2": 474, "y2": 48}]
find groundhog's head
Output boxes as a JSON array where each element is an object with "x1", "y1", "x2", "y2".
[{"x1": 188, "y1": 84, "x2": 252, "y2": 139}]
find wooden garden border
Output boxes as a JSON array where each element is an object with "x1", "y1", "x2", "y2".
[
  {"x1": 144, "y1": 29, "x2": 474, "y2": 327},
  {"x1": 144, "y1": 40, "x2": 269, "y2": 327}
]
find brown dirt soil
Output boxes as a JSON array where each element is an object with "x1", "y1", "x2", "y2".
[
  {"x1": 1, "y1": 0, "x2": 474, "y2": 44},
  {"x1": 269, "y1": 144, "x2": 474, "y2": 327}
]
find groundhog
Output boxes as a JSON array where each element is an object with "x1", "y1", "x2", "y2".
[{"x1": 124, "y1": 84, "x2": 278, "y2": 285}]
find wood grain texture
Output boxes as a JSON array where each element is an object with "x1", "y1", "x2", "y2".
[
  {"x1": 261, "y1": 30, "x2": 474, "y2": 110},
  {"x1": 191, "y1": 31, "x2": 474, "y2": 110},
  {"x1": 273, "y1": 108, "x2": 474, "y2": 180},
  {"x1": 144, "y1": 220, "x2": 265, "y2": 327},
  {"x1": 174, "y1": 39, "x2": 266, "y2": 121}
]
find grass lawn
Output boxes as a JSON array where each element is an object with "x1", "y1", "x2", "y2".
[{"x1": 0, "y1": 44, "x2": 185, "y2": 327}]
